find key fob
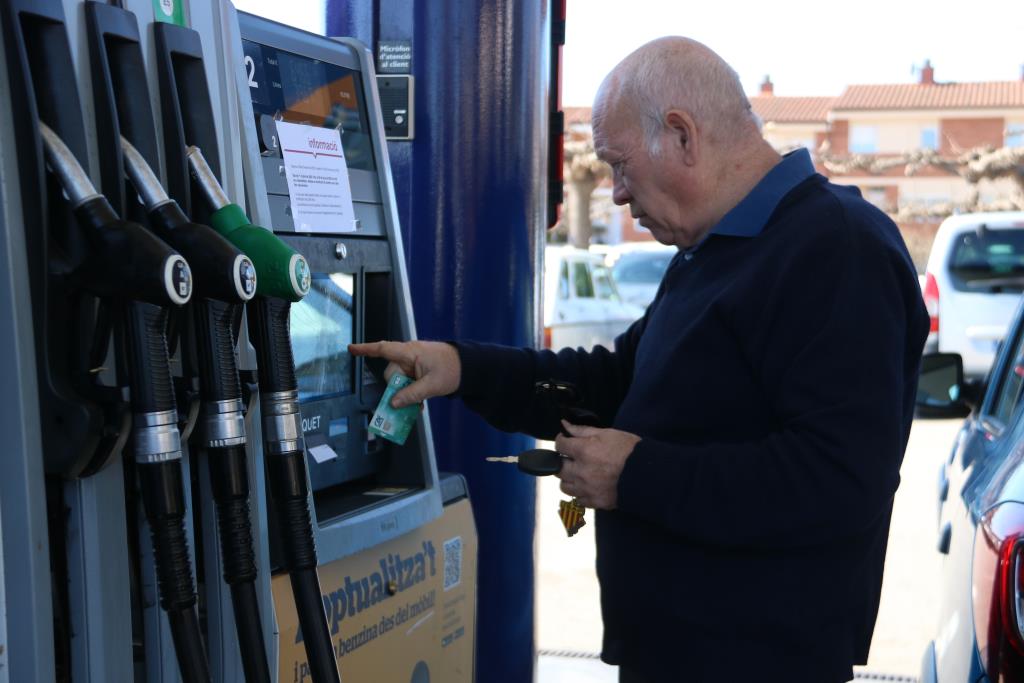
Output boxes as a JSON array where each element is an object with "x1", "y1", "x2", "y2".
[{"x1": 517, "y1": 448, "x2": 565, "y2": 477}]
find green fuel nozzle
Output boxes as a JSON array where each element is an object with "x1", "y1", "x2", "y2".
[
  {"x1": 186, "y1": 146, "x2": 310, "y2": 302},
  {"x1": 187, "y1": 151, "x2": 340, "y2": 682}
]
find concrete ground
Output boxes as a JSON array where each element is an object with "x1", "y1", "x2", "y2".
[{"x1": 534, "y1": 417, "x2": 965, "y2": 682}]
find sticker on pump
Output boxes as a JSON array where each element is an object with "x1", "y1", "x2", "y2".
[{"x1": 275, "y1": 120, "x2": 357, "y2": 234}]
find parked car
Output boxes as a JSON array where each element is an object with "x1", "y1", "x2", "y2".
[
  {"x1": 923, "y1": 211, "x2": 1024, "y2": 380},
  {"x1": 608, "y1": 244, "x2": 676, "y2": 309},
  {"x1": 543, "y1": 245, "x2": 644, "y2": 350},
  {"x1": 917, "y1": 295, "x2": 1024, "y2": 683}
]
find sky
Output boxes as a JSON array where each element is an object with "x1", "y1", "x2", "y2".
[
  {"x1": 562, "y1": 0, "x2": 1024, "y2": 104},
  {"x1": 233, "y1": 0, "x2": 326, "y2": 34},
  {"x1": 233, "y1": 0, "x2": 1024, "y2": 105}
]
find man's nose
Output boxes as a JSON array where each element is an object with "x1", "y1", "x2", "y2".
[{"x1": 612, "y1": 181, "x2": 631, "y2": 206}]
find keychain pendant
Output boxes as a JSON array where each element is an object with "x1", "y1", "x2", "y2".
[{"x1": 558, "y1": 498, "x2": 586, "y2": 537}]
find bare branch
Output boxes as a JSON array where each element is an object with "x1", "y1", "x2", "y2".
[
  {"x1": 818, "y1": 140, "x2": 1024, "y2": 222},
  {"x1": 564, "y1": 139, "x2": 610, "y2": 184}
]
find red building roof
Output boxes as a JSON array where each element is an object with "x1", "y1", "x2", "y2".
[
  {"x1": 832, "y1": 81, "x2": 1024, "y2": 110},
  {"x1": 564, "y1": 106, "x2": 593, "y2": 126},
  {"x1": 749, "y1": 96, "x2": 835, "y2": 123},
  {"x1": 565, "y1": 80, "x2": 1024, "y2": 127}
]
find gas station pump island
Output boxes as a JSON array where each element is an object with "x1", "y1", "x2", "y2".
[{"x1": 0, "y1": 0, "x2": 495, "y2": 681}]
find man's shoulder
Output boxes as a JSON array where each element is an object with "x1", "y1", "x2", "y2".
[{"x1": 771, "y1": 174, "x2": 907, "y2": 254}]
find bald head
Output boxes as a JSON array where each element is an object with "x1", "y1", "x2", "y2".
[
  {"x1": 594, "y1": 37, "x2": 758, "y2": 156},
  {"x1": 590, "y1": 37, "x2": 780, "y2": 248}
]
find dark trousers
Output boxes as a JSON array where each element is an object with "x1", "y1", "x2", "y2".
[{"x1": 619, "y1": 667, "x2": 651, "y2": 683}]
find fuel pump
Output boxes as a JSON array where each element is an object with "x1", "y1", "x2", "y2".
[
  {"x1": 189, "y1": 146, "x2": 341, "y2": 683},
  {"x1": 37, "y1": 122, "x2": 211, "y2": 682},
  {"x1": 0, "y1": 1, "x2": 479, "y2": 680}
]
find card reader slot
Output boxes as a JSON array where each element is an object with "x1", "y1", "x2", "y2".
[{"x1": 362, "y1": 270, "x2": 393, "y2": 391}]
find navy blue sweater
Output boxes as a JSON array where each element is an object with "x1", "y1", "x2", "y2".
[{"x1": 456, "y1": 172, "x2": 929, "y2": 682}]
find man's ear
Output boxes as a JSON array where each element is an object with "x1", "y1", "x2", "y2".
[{"x1": 665, "y1": 109, "x2": 698, "y2": 166}]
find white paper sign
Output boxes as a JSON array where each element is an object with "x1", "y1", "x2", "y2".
[{"x1": 275, "y1": 120, "x2": 356, "y2": 233}]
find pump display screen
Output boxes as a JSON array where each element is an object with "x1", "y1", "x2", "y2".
[
  {"x1": 243, "y1": 40, "x2": 375, "y2": 172},
  {"x1": 290, "y1": 273, "x2": 354, "y2": 401}
]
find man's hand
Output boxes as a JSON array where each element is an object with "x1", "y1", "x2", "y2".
[
  {"x1": 555, "y1": 420, "x2": 641, "y2": 510},
  {"x1": 348, "y1": 341, "x2": 461, "y2": 408}
]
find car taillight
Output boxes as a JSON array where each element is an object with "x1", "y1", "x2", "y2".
[
  {"x1": 543, "y1": 326, "x2": 552, "y2": 349},
  {"x1": 924, "y1": 272, "x2": 940, "y2": 335},
  {"x1": 973, "y1": 502, "x2": 1024, "y2": 680}
]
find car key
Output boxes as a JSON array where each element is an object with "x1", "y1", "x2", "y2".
[{"x1": 486, "y1": 448, "x2": 566, "y2": 476}]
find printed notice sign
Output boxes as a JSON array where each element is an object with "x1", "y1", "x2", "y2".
[
  {"x1": 275, "y1": 120, "x2": 356, "y2": 233},
  {"x1": 377, "y1": 40, "x2": 412, "y2": 74}
]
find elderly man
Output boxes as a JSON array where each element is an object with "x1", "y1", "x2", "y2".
[{"x1": 351, "y1": 37, "x2": 928, "y2": 682}]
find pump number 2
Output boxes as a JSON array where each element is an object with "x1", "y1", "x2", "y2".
[{"x1": 244, "y1": 56, "x2": 258, "y2": 89}]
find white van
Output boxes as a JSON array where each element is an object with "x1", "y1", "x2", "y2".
[
  {"x1": 543, "y1": 245, "x2": 644, "y2": 350},
  {"x1": 923, "y1": 211, "x2": 1024, "y2": 379}
]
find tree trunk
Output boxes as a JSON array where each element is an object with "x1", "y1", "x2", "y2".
[{"x1": 566, "y1": 176, "x2": 597, "y2": 249}]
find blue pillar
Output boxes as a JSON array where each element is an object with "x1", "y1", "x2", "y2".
[{"x1": 326, "y1": 2, "x2": 549, "y2": 681}]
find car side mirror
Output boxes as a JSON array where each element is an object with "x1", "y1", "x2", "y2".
[{"x1": 916, "y1": 352, "x2": 972, "y2": 417}]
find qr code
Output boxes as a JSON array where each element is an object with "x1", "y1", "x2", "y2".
[{"x1": 443, "y1": 536, "x2": 462, "y2": 591}]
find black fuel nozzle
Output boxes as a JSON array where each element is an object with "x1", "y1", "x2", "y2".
[
  {"x1": 121, "y1": 137, "x2": 257, "y2": 304},
  {"x1": 122, "y1": 142, "x2": 269, "y2": 681},
  {"x1": 38, "y1": 123, "x2": 192, "y2": 308},
  {"x1": 41, "y1": 123, "x2": 211, "y2": 682}
]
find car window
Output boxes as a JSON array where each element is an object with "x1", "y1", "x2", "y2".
[
  {"x1": 949, "y1": 227, "x2": 1024, "y2": 293},
  {"x1": 987, "y1": 323, "x2": 1024, "y2": 430},
  {"x1": 613, "y1": 253, "x2": 673, "y2": 285},
  {"x1": 573, "y1": 261, "x2": 595, "y2": 299},
  {"x1": 592, "y1": 264, "x2": 620, "y2": 301},
  {"x1": 558, "y1": 260, "x2": 570, "y2": 300}
]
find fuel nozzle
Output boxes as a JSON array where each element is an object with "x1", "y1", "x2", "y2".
[
  {"x1": 38, "y1": 123, "x2": 192, "y2": 307},
  {"x1": 189, "y1": 147, "x2": 339, "y2": 682},
  {"x1": 186, "y1": 146, "x2": 310, "y2": 302},
  {"x1": 121, "y1": 138, "x2": 256, "y2": 304}
]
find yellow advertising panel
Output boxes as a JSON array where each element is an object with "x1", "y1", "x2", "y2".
[{"x1": 275, "y1": 499, "x2": 477, "y2": 683}]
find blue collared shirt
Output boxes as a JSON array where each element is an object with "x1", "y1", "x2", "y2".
[{"x1": 682, "y1": 147, "x2": 817, "y2": 258}]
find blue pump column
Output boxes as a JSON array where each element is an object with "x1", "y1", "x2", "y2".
[{"x1": 326, "y1": 2, "x2": 550, "y2": 681}]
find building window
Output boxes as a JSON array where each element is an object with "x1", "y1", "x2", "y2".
[
  {"x1": 849, "y1": 125, "x2": 878, "y2": 154},
  {"x1": 920, "y1": 126, "x2": 939, "y2": 151},
  {"x1": 1008, "y1": 124, "x2": 1024, "y2": 148}
]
